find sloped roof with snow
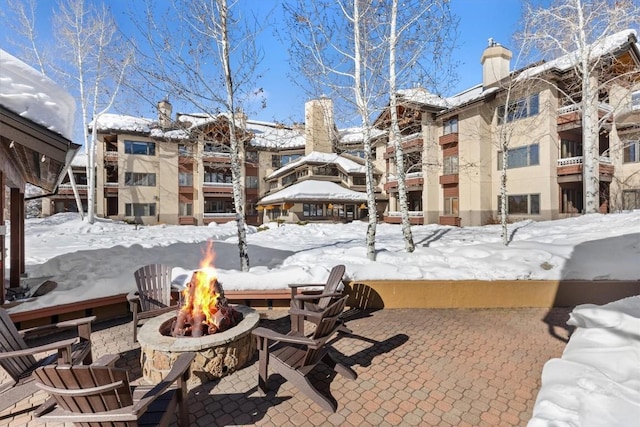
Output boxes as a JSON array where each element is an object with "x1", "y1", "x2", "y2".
[
  {"x1": 338, "y1": 127, "x2": 387, "y2": 144},
  {"x1": 259, "y1": 179, "x2": 367, "y2": 204},
  {"x1": 246, "y1": 120, "x2": 305, "y2": 149},
  {"x1": 0, "y1": 49, "x2": 76, "y2": 140},
  {"x1": 266, "y1": 151, "x2": 366, "y2": 180}
]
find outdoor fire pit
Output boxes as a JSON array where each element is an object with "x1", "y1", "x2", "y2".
[{"x1": 137, "y1": 242, "x2": 260, "y2": 384}]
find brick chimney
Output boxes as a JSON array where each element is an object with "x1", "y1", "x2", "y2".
[
  {"x1": 304, "y1": 97, "x2": 334, "y2": 155},
  {"x1": 157, "y1": 99, "x2": 172, "y2": 129},
  {"x1": 480, "y1": 38, "x2": 512, "y2": 89}
]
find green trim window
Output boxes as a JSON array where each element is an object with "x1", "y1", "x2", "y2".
[
  {"x1": 124, "y1": 140, "x2": 155, "y2": 155},
  {"x1": 497, "y1": 194, "x2": 540, "y2": 215},
  {"x1": 124, "y1": 172, "x2": 156, "y2": 186},
  {"x1": 498, "y1": 144, "x2": 539, "y2": 169},
  {"x1": 497, "y1": 93, "x2": 539, "y2": 124}
]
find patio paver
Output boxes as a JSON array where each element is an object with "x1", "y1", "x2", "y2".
[{"x1": 0, "y1": 306, "x2": 571, "y2": 426}]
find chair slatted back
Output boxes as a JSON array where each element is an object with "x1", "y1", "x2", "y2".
[
  {"x1": 134, "y1": 264, "x2": 173, "y2": 312},
  {"x1": 33, "y1": 364, "x2": 133, "y2": 415},
  {"x1": 302, "y1": 296, "x2": 348, "y2": 367},
  {"x1": 316, "y1": 265, "x2": 345, "y2": 310},
  {"x1": 0, "y1": 308, "x2": 36, "y2": 382}
]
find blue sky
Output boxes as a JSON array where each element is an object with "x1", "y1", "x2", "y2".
[{"x1": 1, "y1": 0, "x2": 524, "y2": 127}]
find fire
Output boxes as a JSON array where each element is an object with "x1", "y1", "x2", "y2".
[{"x1": 180, "y1": 241, "x2": 219, "y2": 325}]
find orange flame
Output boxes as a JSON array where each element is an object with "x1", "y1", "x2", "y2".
[{"x1": 180, "y1": 240, "x2": 219, "y2": 325}]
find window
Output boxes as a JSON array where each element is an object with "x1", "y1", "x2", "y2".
[
  {"x1": 444, "y1": 197, "x2": 458, "y2": 216},
  {"x1": 560, "y1": 139, "x2": 582, "y2": 158},
  {"x1": 623, "y1": 189, "x2": 640, "y2": 210},
  {"x1": 179, "y1": 172, "x2": 193, "y2": 186},
  {"x1": 124, "y1": 172, "x2": 156, "y2": 186},
  {"x1": 282, "y1": 173, "x2": 296, "y2": 186},
  {"x1": 125, "y1": 203, "x2": 156, "y2": 216},
  {"x1": 269, "y1": 207, "x2": 283, "y2": 220},
  {"x1": 271, "y1": 155, "x2": 281, "y2": 168},
  {"x1": 313, "y1": 165, "x2": 338, "y2": 176},
  {"x1": 296, "y1": 169, "x2": 308, "y2": 179},
  {"x1": 632, "y1": 91, "x2": 640, "y2": 110},
  {"x1": 443, "y1": 156, "x2": 459, "y2": 175},
  {"x1": 624, "y1": 141, "x2": 639, "y2": 163},
  {"x1": 204, "y1": 142, "x2": 227, "y2": 154},
  {"x1": 178, "y1": 144, "x2": 192, "y2": 156},
  {"x1": 269, "y1": 181, "x2": 278, "y2": 190},
  {"x1": 497, "y1": 93, "x2": 539, "y2": 124},
  {"x1": 303, "y1": 203, "x2": 324, "y2": 217},
  {"x1": 245, "y1": 151, "x2": 258, "y2": 163},
  {"x1": 345, "y1": 149, "x2": 365, "y2": 159},
  {"x1": 498, "y1": 144, "x2": 539, "y2": 169},
  {"x1": 204, "y1": 199, "x2": 234, "y2": 213},
  {"x1": 443, "y1": 117, "x2": 458, "y2": 135},
  {"x1": 353, "y1": 176, "x2": 366, "y2": 185},
  {"x1": 124, "y1": 140, "x2": 155, "y2": 155},
  {"x1": 179, "y1": 202, "x2": 192, "y2": 216},
  {"x1": 204, "y1": 170, "x2": 232, "y2": 183},
  {"x1": 281, "y1": 154, "x2": 301, "y2": 166},
  {"x1": 245, "y1": 175, "x2": 258, "y2": 189},
  {"x1": 497, "y1": 194, "x2": 540, "y2": 215}
]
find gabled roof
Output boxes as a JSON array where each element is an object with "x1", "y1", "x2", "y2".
[
  {"x1": 259, "y1": 180, "x2": 367, "y2": 204},
  {"x1": 338, "y1": 127, "x2": 387, "y2": 145},
  {"x1": 265, "y1": 151, "x2": 366, "y2": 180},
  {"x1": 246, "y1": 120, "x2": 305, "y2": 150}
]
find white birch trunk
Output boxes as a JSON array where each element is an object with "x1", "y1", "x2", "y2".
[
  {"x1": 219, "y1": 0, "x2": 250, "y2": 271},
  {"x1": 66, "y1": 166, "x2": 84, "y2": 220},
  {"x1": 389, "y1": 0, "x2": 415, "y2": 252},
  {"x1": 353, "y1": 0, "x2": 376, "y2": 261}
]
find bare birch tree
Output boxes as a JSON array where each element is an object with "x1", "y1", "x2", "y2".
[
  {"x1": 131, "y1": 0, "x2": 265, "y2": 271},
  {"x1": 385, "y1": 0, "x2": 456, "y2": 252},
  {"x1": 285, "y1": 0, "x2": 387, "y2": 260},
  {"x1": 53, "y1": 0, "x2": 131, "y2": 223},
  {"x1": 519, "y1": 0, "x2": 640, "y2": 214}
]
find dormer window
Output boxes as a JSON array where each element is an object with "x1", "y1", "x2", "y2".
[{"x1": 632, "y1": 90, "x2": 640, "y2": 110}]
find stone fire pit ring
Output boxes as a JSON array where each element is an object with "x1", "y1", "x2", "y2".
[{"x1": 137, "y1": 304, "x2": 259, "y2": 384}]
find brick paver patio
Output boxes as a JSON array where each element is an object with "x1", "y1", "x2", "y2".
[{"x1": 0, "y1": 307, "x2": 572, "y2": 426}]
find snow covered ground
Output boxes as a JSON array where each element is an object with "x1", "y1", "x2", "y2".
[{"x1": 4, "y1": 211, "x2": 640, "y2": 426}]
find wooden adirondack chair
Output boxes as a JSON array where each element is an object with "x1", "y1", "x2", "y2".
[
  {"x1": 0, "y1": 308, "x2": 94, "y2": 413},
  {"x1": 127, "y1": 264, "x2": 179, "y2": 342},
  {"x1": 32, "y1": 351, "x2": 196, "y2": 426},
  {"x1": 288, "y1": 265, "x2": 349, "y2": 334},
  {"x1": 252, "y1": 295, "x2": 357, "y2": 412}
]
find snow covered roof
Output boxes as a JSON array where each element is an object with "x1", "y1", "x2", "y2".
[
  {"x1": 70, "y1": 152, "x2": 87, "y2": 167},
  {"x1": 93, "y1": 113, "x2": 155, "y2": 134},
  {"x1": 0, "y1": 49, "x2": 76, "y2": 140},
  {"x1": 397, "y1": 29, "x2": 638, "y2": 114},
  {"x1": 266, "y1": 151, "x2": 366, "y2": 180},
  {"x1": 246, "y1": 120, "x2": 305, "y2": 149},
  {"x1": 338, "y1": 127, "x2": 387, "y2": 144},
  {"x1": 517, "y1": 29, "x2": 638, "y2": 81},
  {"x1": 259, "y1": 179, "x2": 367, "y2": 204}
]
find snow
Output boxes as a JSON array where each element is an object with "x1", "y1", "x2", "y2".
[
  {"x1": 265, "y1": 151, "x2": 366, "y2": 180},
  {"x1": 0, "y1": 49, "x2": 76, "y2": 140},
  {"x1": 4, "y1": 210, "x2": 640, "y2": 425},
  {"x1": 258, "y1": 180, "x2": 368, "y2": 204}
]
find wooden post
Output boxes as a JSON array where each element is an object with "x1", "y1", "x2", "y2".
[
  {"x1": 9, "y1": 188, "x2": 22, "y2": 288},
  {"x1": 0, "y1": 171, "x2": 4, "y2": 304}
]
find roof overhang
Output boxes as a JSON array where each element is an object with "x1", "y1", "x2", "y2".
[{"x1": 1, "y1": 105, "x2": 80, "y2": 192}]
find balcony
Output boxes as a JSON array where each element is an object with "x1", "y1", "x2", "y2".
[
  {"x1": 556, "y1": 103, "x2": 613, "y2": 130},
  {"x1": 202, "y1": 182, "x2": 233, "y2": 194},
  {"x1": 57, "y1": 184, "x2": 88, "y2": 195},
  {"x1": 203, "y1": 212, "x2": 236, "y2": 224},
  {"x1": 439, "y1": 132, "x2": 458, "y2": 146},
  {"x1": 202, "y1": 152, "x2": 231, "y2": 165},
  {"x1": 384, "y1": 211, "x2": 424, "y2": 225},
  {"x1": 557, "y1": 156, "x2": 614, "y2": 182},
  {"x1": 439, "y1": 174, "x2": 459, "y2": 185},
  {"x1": 384, "y1": 172, "x2": 424, "y2": 192}
]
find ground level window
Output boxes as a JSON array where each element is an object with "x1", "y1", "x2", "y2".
[
  {"x1": 125, "y1": 203, "x2": 156, "y2": 217},
  {"x1": 179, "y1": 202, "x2": 192, "y2": 216},
  {"x1": 497, "y1": 194, "x2": 540, "y2": 215},
  {"x1": 444, "y1": 197, "x2": 458, "y2": 216},
  {"x1": 269, "y1": 207, "x2": 286, "y2": 220},
  {"x1": 303, "y1": 203, "x2": 324, "y2": 217},
  {"x1": 623, "y1": 189, "x2": 640, "y2": 210}
]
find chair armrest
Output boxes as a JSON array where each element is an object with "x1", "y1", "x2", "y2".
[
  {"x1": 126, "y1": 291, "x2": 140, "y2": 303},
  {"x1": 131, "y1": 352, "x2": 196, "y2": 415},
  {"x1": 252, "y1": 327, "x2": 323, "y2": 349},
  {"x1": 92, "y1": 353, "x2": 120, "y2": 367},
  {"x1": 0, "y1": 337, "x2": 77, "y2": 360},
  {"x1": 292, "y1": 292, "x2": 343, "y2": 302},
  {"x1": 19, "y1": 316, "x2": 96, "y2": 338},
  {"x1": 288, "y1": 283, "x2": 325, "y2": 289}
]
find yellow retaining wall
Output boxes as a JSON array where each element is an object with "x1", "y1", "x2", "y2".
[{"x1": 345, "y1": 280, "x2": 640, "y2": 309}]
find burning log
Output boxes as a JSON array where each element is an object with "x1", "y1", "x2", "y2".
[{"x1": 170, "y1": 270, "x2": 243, "y2": 338}]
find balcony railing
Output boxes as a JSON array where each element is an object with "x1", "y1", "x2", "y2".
[
  {"x1": 203, "y1": 212, "x2": 236, "y2": 218},
  {"x1": 104, "y1": 151, "x2": 118, "y2": 159},
  {"x1": 386, "y1": 211, "x2": 424, "y2": 217},
  {"x1": 104, "y1": 182, "x2": 118, "y2": 187},
  {"x1": 557, "y1": 102, "x2": 613, "y2": 115},
  {"x1": 557, "y1": 155, "x2": 612, "y2": 166},
  {"x1": 203, "y1": 182, "x2": 233, "y2": 187},
  {"x1": 58, "y1": 184, "x2": 88, "y2": 190}
]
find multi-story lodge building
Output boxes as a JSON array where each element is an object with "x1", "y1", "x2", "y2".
[{"x1": 47, "y1": 29, "x2": 639, "y2": 227}]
